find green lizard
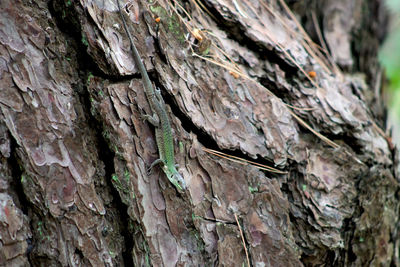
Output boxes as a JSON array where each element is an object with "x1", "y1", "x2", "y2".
[{"x1": 117, "y1": 0, "x2": 186, "y2": 191}]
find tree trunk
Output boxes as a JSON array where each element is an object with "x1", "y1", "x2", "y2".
[{"x1": 0, "y1": 0, "x2": 398, "y2": 266}]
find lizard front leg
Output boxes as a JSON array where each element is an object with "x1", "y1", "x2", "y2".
[{"x1": 141, "y1": 113, "x2": 159, "y2": 127}]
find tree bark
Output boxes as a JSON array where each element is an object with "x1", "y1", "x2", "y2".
[{"x1": 0, "y1": 0, "x2": 398, "y2": 266}]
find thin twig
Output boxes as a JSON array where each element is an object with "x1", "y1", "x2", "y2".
[
  {"x1": 234, "y1": 213, "x2": 250, "y2": 267},
  {"x1": 202, "y1": 147, "x2": 287, "y2": 174},
  {"x1": 310, "y1": 11, "x2": 342, "y2": 77}
]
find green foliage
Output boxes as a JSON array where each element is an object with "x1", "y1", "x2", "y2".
[
  {"x1": 385, "y1": 0, "x2": 400, "y2": 11},
  {"x1": 81, "y1": 34, "x2": 88, "y2": 47},
  {"x1": 149, "y1": 4, "x2": 186, "y2": 44},
  {"x1": 380, "y1": 0, "x2": 400, "y2": 117},
  {"x1": 86, "y1": 72, "x2": 94, "y2": 85},
  {"x1": 302, "y1": 184, "x2": 307, "y2": 191},
  {"x1": 248, "y1": 185, "x2": 258, "y2": 193},
  {"x1": 379, "y1": 26, "x2": 400, "y2": 91}
]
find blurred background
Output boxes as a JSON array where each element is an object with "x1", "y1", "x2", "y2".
[{"x1": 380, "y1": 0, "x2": 400, "y2": 147}]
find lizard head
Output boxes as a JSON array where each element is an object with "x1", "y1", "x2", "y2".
[
  {"x1": 164, "y1": 165, "x2": 186, "y2": 191},
  {"x1": 172, "y1": 173, "x2": 186, "y2": 191}
]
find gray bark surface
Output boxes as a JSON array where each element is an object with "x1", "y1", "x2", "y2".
[{"x1": 0, "y1": 0, "x2": 398, "y2": 266}]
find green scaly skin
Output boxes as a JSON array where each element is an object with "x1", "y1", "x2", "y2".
[{"x1": 117, "y1": 0, "x2": 186, "y2": 191}]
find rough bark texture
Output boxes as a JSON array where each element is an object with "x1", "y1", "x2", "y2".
[{"x1": 0, "y1": 0, "x2": 398, "y2": 266}]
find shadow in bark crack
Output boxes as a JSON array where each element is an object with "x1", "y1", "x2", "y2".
[
  {"x1": 159, "y1": 82, "x2": 288, "y2": 177},
  {"x1": 80, "y1": 80, "x2": 135, "y2": 266}
]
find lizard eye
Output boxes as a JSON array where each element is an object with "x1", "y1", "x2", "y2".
[{"x1": 174, "y1": 174, "x2": 186, "y2": 189}]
